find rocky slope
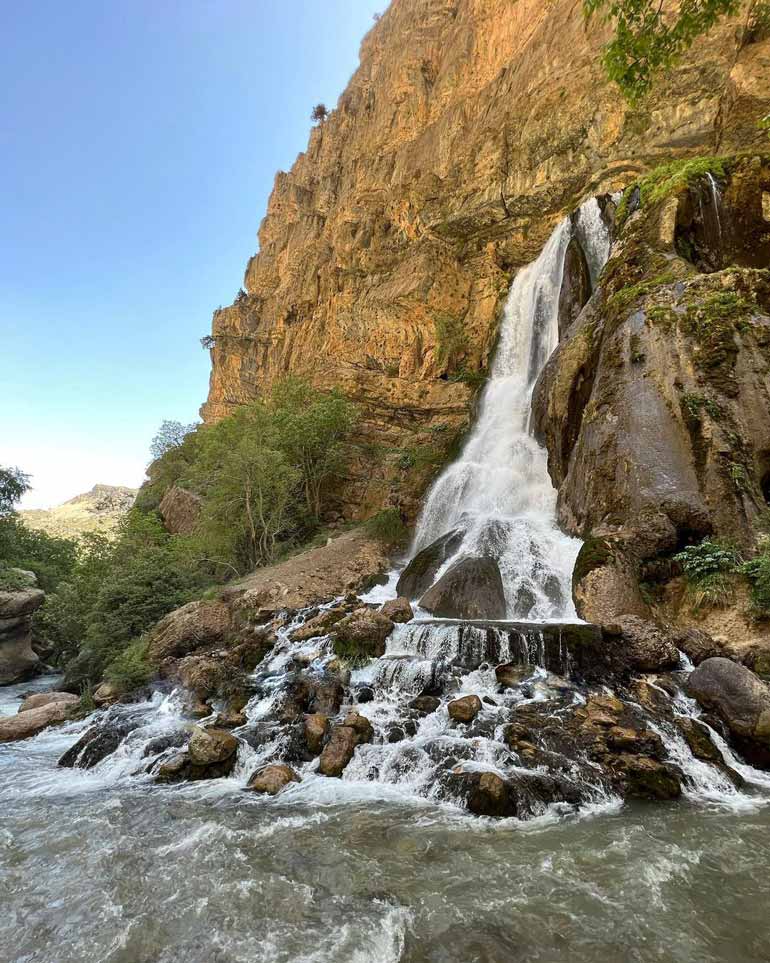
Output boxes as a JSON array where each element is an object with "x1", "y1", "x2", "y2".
[
  {"x1": 201, "y1": 0, "x2": 770, "y2": 521},
  {"x1": 21, "y1": 484, "x2": 137, "y2": 541}
]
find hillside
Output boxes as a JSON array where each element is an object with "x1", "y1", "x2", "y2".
[{"x1": 20, "y1": 484, "x2": 137, "y2": 541}]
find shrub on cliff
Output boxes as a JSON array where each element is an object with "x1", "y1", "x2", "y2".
[{"x1": 674, "y1": 538, "x2": 742, "y2": 609}]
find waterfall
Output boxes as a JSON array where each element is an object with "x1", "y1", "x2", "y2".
[{"x1": 410, "y1": 198, "x2": 612, "y2": 621}]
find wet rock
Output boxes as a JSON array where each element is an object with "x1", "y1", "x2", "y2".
[
  {"x1": 247, "y1": 764, "x2": 300, "y2": 795},
  {"x1": 677, "y1": 717, "x2": 722, "y2": 762},
  {"x1": 419, "y1": 557, "x2": 506, "y2": 621},
  {"x1": 395, "y1": 529, "x2": 464, "y2": 599},
  {"x1": 380, "y1": 597, "x2": 414, "y2": 623},
  {"x1": 605, "y1": 617, "x2": 680, "y2": 673},
  {"x1": 331, "y1": 607, "x2": 394, "y2": 660},
  {"x1": 671, "y1": 628, "x2": 724, "y2": 666},
  {"x1": 141, "y1": 730, "x2": 188, "y2": 758},
  {"x1": 387, "y1": 725, "x2": 406, "y2": 743},
  {"x1": 304, "y1": 712, "x2": 330, "y2": 755},
  {"x1": 454, "y1": 768, "x2": 583, "y2": 818},
  {"x1": 291, "y1": 607, "x2": 348, "y2": 641},
  {"x1": 409, "y1": 695, "x2": 440, "y2": 715},
  {"x1": 0, "y1": 699, "x2": 72, "y2": 743},
  {"x1": 155, "y1": 752, "x2": 193, "y2": 783},
  {"x1": 275, "y1": 671, "x2": 345, "y2": 722},
  {"x1": 355, "y1": 684, "x2": 375, "y2": 704},
  {"x1": 93, "y1": 682, "x2": 121, "y2": 706},
  {"x1": 448, "y1": 694, "x2": 482, "y2": 724},
  {"x1": 318, "y1": 711, "x2": 373, "y2": 777},
  {"x1": 606, "y1": 725, "x2": 664, "y2": 759},
  {"x1": 188, "y1": 726, "x2": 238, "y2": 766},
  {"x1": 18, "y1": 691, "x2": 78, "y2": 713},
  {"x1": 58, "y1": 718, "x2": 139, "y2": 768},
  {"x1": 687, "y1": 657, "x2": 770, "y2": 765},
  {"x1": 612, "y1": 755, "x2": 682, "y2": 800},
  {"x1": 495, "y1": 663, "x2": 530, "y2": 689}
]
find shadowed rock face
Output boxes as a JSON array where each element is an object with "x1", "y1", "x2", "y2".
[
  {"x1": 200, "y1": 0, "x2": 770, "y2": 522},
  {"x1": 533, "y1": 157, "x2": 770, "y2": 639},
  {"x1": 0, "y1": 576, "x2": 45, "y2": 686},
  {"x1": 396, "y1": 529, "x2": 464, "y2": 600},
  {"x1": 419, "y1": 556, "x2": 506, "y2": 620}
]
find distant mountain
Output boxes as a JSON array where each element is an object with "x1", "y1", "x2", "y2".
[{"x1": 20, "y1": 484, "x2": 137, "y2": 541}]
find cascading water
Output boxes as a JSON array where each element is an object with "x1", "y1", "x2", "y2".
[{"x1": 410, "y1": 198, "x2": 612, "y2": 620}]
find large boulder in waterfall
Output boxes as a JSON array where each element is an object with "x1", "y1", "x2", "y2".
[
  {"x1": 687, "y1": 658, "x2": 770, "y2": 765},
  {"x1": 330, "y1": 607, "x2": 394, "y2": 660},
  {"x1": 304, "y1": 712, "x2": 330, "y2": 755},
  {"x1": 247, "y1": 764, "x2": 300, "y2": 795},
  {"x1": 0, "y1": 699, "x2": 73, "y2": 743},
  {"x1": 274, "y1": 670, "x2": 345, "y2": 722},
  {"x1": 58, "y1": 717, "x2": 141, "y2": 768},
  {"x1": 396, "y1": 529, "x2": 464, "y2": 599},
  {"x1": 606, "y1": 617, "x2": 680, "y2": 673},
  {"x1": 419, "y1": 556, "x2": 506, "y2": 620},
  {"x1": 448, "y1": 694, "x2": 482, "y2": 723},
  {"x1": 0, "y1": 575, "x2": 45, "y2": 685},
  {"x1": 380, "y1": 597, "x2": 414, "y2": 623},
  {"x1": 451, "y1": 768, "x2": 584, "y2": 819},
  {"x1": 188, "y1": 726, "x2": 239, "y2": 766},
  {"x1": 318, "y1": 711, "x2": 373, "y2": 777}
]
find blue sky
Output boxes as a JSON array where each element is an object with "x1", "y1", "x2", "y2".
[{"x1": 2, "y1": 0, "x2": 382, "y2": 508}]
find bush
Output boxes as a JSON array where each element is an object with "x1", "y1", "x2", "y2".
[
  {"x1": 742, "y1": 552, "x2": 770, "y2": 618},
  {"x1": 104, "y1": 638, "x2": 154, "y2": 694},
  {"x1": 365, "y1": 509, "x2": 409, "y2": 548},
  {"x1": 674, "y1": 538, "x2": 742, "y2": 609},
  {"x1": 0, "y1": 566, "x2": 37, "y2": 591}
]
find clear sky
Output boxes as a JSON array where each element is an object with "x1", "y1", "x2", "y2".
[{"x1": 2, "y1": 0, "x2": 383, "y2": 508}]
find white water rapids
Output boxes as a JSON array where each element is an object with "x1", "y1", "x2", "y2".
[{"x1": 411, "y1": 199, "x2": 611, "y2": 620}]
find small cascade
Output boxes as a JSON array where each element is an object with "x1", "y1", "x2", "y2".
[
  {"x1": 407, "y1": 197, "x2": 613, "y2": 620},
  {"x1": 705, "y1": 172, "x2": 723, "y2": 250}
]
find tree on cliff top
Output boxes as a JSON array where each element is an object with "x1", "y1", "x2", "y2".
[
  {"x1": 584, "y1": 0, "x2": 768, "y2": 102},
  {"x1": 149, "y1": 420, "x2": 198, "y2": 461},
  {"x1": 311, "y1": 103, "x2": 329, "y2": 124}
]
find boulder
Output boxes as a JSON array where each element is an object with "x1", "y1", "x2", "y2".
[
  {"x1": 304, "y1": 712, "x2": 330, "y2": 755},
  {"x1": 0, "y1": 579, "x2": 45, "y2": 685},
  {"x1": 671, "y1": 628, "x2": 725, "y2": 666},
  {"x1": 409, "y1": 695, "x2": 440, "y2": 715},
  {"x1": 147, "y1": 600, "x2": 232, "y2": 661},
  {"x1": 380, "y1": 597, "x2": 414, "y2": 623},
  {"x1": 291, "y1": 607, "x2": 348, "y2": 641},
  {"x1": 331, "y1": 607, "x2": 394, "y2": 660},
  {"x1": 495, "y1": 663, "x2": 530, "y2": 689},
  {"x1": 58, "y1": 717, "x2": 142, "y2": 768},
  {"x1": 677, "y1": 717, "x2": 722, "y2": 762},
  {"x1": 687, "y1": 657, "x2": 770, "y2": 764},
  {"x1": 0, "y1": 699, "x2": 72, "y2": 743},
  {"x1": 247, "y1": 764, "x2": 300, "y2": 795},
  {"x1": 612, "y1": 755, "x2": 682, "y2": 800},
  {"x1": 453, "y1": 768, "x2": 583, "y2": 818},
  {"x1": 419, "y1": 556, "x2": 506, "y2": 620},
  {"x1": 608, "y1": 616, "x2": 680, "y2": 672},
  {"x1": 395, "y1": 529, "x2": 465, "y2": 599},
  {"x1": 19, "y1": 691, "x2": 78, "y2": 713},
  {"x1": 448, "y1": 694, "x2": 482, "y2": 724},
  {"x1": 93, "y1": 682, "x2": 121, "y2": 706},
  {"x1": 318, "y1": 711, "x2": 373, "y2": 777},
  {"x1": 188, "y1": 726, "x2": 239, "y2": 766},
  {"x1": 158, "y1": 485, "x2": 202, "y2": 536},
  {"x1": 275, "y1": 671, "x2": 345, "y2": 722}
]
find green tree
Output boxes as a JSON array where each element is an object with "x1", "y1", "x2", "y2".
[
  {"x1": 0, "y1": 465, "x2": 30, "y2": 515},
  {"x1": 583, "y1": 0, "x2": 760, "y2": 102},
  {"x1": 149, "y1": 419, "x2": 198, "y2": 460}
]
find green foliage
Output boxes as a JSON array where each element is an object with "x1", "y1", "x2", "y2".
[
  {"x1": 0, "y1": 515, "x2": 79, "y2": 593},
  {"x1": 149, "y1": 420, "x2": 198, "y2": 461},
  {"x1": 617, "y1": 158, "x2": 727, "y2": 230},
  {"x1": 680, "y1": 392, "x2": 722, "y2": 421},
  {"x1": 0, "y1": 566, "x2": 37, "y2": 591},
  {"x1": 434, "y1": 313, "x2": 468, "y2": 368},
  {"x1": 583, "y1": 1, "x2": 741, "y2": 102},
  {"x1": 0, "y1": 466, "x2": 30, "y2": 516},
  {"x1": 742, "y1": 551, "x2": 770, "y2": 617},
  {"x1": 448, "y1": 367, "x2": 488, "y2": 388},
  {"x1": 674, "y1": 538, "x2": 742, "y2": 608},
  {"x1": 104, "y1": 638, "x2": 154, "y2": 694},
  {"x1": 365, "y1": 508, "x2": 409, "y2": 548}
]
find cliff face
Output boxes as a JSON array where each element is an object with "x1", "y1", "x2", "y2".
[{"x1": 202, "y1": 0, "x2": 770, "y2": 520}]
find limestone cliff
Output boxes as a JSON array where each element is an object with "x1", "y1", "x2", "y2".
[{"x1": 202, "y1": 0, "x2": 770, "y2": 520}]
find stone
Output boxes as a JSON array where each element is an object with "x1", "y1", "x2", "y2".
[
  {"x1": 448, "y1": 695, "x2": 482, "y2": 724},
  {"x1": 495, "y1": 663, "x2": 529, "y2": 688},
  {"x1": 304, "y1": 712, "x2": 330, "y2": 755},
  {"x1": 0, "y1": 578, "x2": 45, "y2": 685},
  {"x1": 58, "y1": 718, "x2": 139, "y2": 769},
  {"x1": 687, "y1": 657, "x2": 770, "y2": 762},
  {"x1": 355, "y1": 684, "x2": 375, "y2": 704},
  {"x1": 0, "y1": 699, "x2": 72, "y2": 743},
  {"x1": 409, "y1": 695, "x2": 440, "y2": 715},
  {"x1": 93, "y1": 682, "x2": 120, "y2": 706},
  {"x1": 613, "y1": 756, "x2": 682, "y2": 801},
  {"x1": 395, "y1": 530, "x2": 465, "y2": 599},
  {"x1": 331, "y1": 607, "x2": 394, "y2": 659},
  {"x1": 247, "y1": 764, "x2": 300, "y2": 795},
  {"x1": 677, "y1": 717, "x2": 722, "y2": 762},
  {"x1": 188, "y1": 726, "x2": 238, "y2": 766},
  {"x1": 671, "y1": 628, "x2": 725, "y2": 666},
  {"x1": 611, "y1": 617, "x2": 680, "y2": 673},
  {"x1": 419, "y1": 557, "x2": 506, "y2": 621},
  {"x1": 380, "y1": 597, "x2": 414, "y2": 623},
  {"x1": 606, "y1": 726, "x2": 664, "y2": 759},
  {"x1": 291, "y1": 607, "x2": 347, "y2": 641},
  {"x1": 318, "y1": 711, "x2": 373, "y2": 777},
  {"x1": 18, "y1": 691, "x2": 78, "y2": 713},
  {"x1": 147, "y1": 600, "x2": 232, "y2": 661},
  {"x1": 158, "y1": 485, "x2": 202, "y2": 536}
]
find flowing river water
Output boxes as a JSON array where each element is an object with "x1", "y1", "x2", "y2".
[{"x1": 4, "y1": 194, "x2": 770, "y2": 961}]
